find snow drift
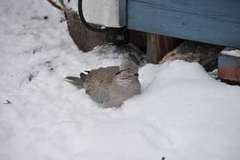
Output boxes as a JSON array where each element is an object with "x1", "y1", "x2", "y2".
[{"x1": 0, "y1": 1, "x2": 240, "y2": 160}]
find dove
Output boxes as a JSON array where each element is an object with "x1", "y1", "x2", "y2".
[{"x1": 65, "y1": 60, "x2": 141, "y2": 108}]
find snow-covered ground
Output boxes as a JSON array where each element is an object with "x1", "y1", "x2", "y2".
[{"x1": 1, "y1": 1, "x2": 240, "y2": 160}]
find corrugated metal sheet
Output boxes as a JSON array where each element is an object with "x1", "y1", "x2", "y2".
[{"x1": 128, "y1": 0, "x2": 240, "y2": 48}]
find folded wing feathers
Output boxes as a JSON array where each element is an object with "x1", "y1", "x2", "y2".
[{"x1": 65, "y1": 63, "x2": 140, "y2": 107}]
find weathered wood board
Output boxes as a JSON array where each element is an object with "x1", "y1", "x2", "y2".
[{"x1": 127, "y1": 0, "x2": 240, "y2": 48}]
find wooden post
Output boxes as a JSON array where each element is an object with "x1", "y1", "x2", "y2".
[
  {"x1": 147, "y1": 33, "x2": 180, "y2": 64},
  {"x1": 129, "y1": 30, "x2": 147, "y2": 52}
]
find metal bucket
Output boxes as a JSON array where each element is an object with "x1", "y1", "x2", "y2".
[
  {"x1": 218, "y1": 49, "x2": 240, "y2": 83},
  {"x1": 82, "y1": 0, "x2": 126, "y2": 28}
]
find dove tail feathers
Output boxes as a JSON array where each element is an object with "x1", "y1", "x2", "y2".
[{"x1": 64, "y1": 76, "x2": 84, "y2": 89}]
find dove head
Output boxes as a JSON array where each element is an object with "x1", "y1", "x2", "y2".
[
  {"x1": 107, "y1": 60, "x2": 141, "y2": 107},
  {"x1": 114, "y1": 60, "x2": 140, "y2": 88},
  {"x1": 119, "y1": 60, "x2": 139, "y2": 73}
]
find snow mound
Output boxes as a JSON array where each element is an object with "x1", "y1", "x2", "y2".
[
  {"x1": 221, "y1": 48, "x2": 240, "y2": 57},
  {"x1": 1, "y1": 1, "x2": 240, "y2": 160}
]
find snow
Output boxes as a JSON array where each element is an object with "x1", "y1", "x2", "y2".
[
  {"x1": 221, "y1": 48, "x2": 240, "y2": 57},
  {"x1": 1, "y1": 1, "x2": 240, "y2": 160}
]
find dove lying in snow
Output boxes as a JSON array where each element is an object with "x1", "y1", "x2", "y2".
[{"x1": 65, "y1": 61, "x2": 141, "y2": 108}]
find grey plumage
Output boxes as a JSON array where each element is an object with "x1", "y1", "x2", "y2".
[{"x1": 65, "y1": 61, "x2": 141, "y2": 108}]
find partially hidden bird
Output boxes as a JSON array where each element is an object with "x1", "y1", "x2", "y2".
[{"x1": 65, "y1": 60, "x2": 141, "y2": 108}]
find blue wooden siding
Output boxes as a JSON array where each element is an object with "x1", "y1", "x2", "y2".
[{"x1": 127, "y1": 0, "x2": 240, "y2": 48}]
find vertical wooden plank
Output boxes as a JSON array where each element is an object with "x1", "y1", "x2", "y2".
[{"x1": 147, "y1": 33, "x2": 180, "y2": 64}]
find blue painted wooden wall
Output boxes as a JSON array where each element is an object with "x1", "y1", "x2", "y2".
[{"x1": 127, "y1": 0, "x2": 240, "y2": 48}]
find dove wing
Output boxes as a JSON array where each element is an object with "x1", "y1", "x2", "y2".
[{"x1": 83, "y1": 66, "x2": 120, "y2": 104}]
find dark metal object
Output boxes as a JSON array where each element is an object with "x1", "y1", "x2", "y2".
[
  {"x1": 105, "y1": 28, "x2": 129, "y2": 45},
  {"x1": 218, "y1": 53, "x2": 240, "y2": 83}
]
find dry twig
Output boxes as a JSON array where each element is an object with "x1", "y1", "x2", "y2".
[{"x1": 46, "y1": 0, "x2": 64, "y2": 11}]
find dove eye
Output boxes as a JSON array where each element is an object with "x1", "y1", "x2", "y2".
[{"x1": 115, "y1": 71, "x2": 121, "y2": 75}]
